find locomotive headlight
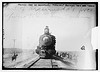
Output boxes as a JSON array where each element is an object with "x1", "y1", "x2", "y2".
[
  {"x1": 41, "y1": 35, "x2": 52, "y2": 46},
  {"x1": 43, "y1": 37, "x2": 49, "y2": 42}
]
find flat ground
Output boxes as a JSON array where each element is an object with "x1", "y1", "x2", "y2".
[
  {"x1": 3, "y1": 48, "x2": 78, "y2": 68},
  {"x1": 3, "y1": 48, "x2": 37, "y2": 68}
]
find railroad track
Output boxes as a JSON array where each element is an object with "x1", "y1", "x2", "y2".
[
  {"x1": 21, "y1": 55, "x2": 73, "y2": 69},
  {"x1": 28, "y1": 57, "x2": 41, "y2": 68},
  {"x1": 51, "y1": 59, "x2": 59, "y2": 68},
  {"x1": 22, "y1": 56, "x2": 59, "y2": 68}
]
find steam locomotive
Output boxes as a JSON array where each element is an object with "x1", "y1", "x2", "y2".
[{"x1": 35, "y1": 26, "x2": 56, "y2": 58}]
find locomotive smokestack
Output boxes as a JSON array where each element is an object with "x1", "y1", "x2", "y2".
[{"x1": 44, "y1": 26, "x2": 49, "y2": 35}]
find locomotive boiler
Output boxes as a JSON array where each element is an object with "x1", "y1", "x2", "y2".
[{"x1": 35, "y1": 26, "x2": 56, "y2": 58}]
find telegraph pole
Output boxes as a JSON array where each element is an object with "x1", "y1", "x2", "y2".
[
  {"x1": 13, "y1": 39, "x2": 16, "y2": 48},
  {"x1": 13, "y1": 39, "x2": 16, "y2": 55}
]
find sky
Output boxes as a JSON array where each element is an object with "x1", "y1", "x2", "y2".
[{"x1": 3, "y1": 3, "x2": 96, "y2": 51}]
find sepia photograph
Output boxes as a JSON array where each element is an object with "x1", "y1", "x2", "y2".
[{"x1": 2, "y1": 2, "x2": 98, "y2": 70}]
